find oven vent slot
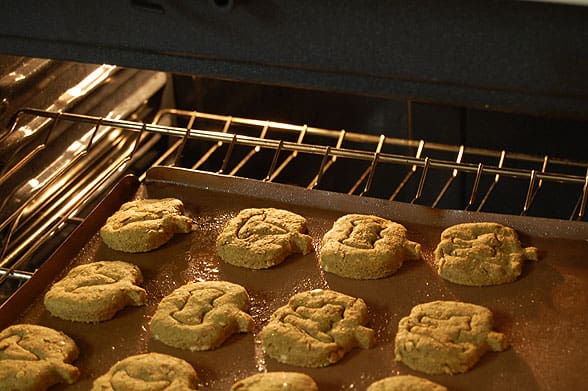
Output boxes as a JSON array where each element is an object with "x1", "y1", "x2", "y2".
[{"x1": 1, "y1": 108, "x2": 586, "y2": 291}]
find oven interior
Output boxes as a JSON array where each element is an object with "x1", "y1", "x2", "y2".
[
  {"x1": 1, "y1": 56, "x2": 586, "y2": 306},
  {"x1": 0, "y1": 4, "x2": 588, "y2": 388}
]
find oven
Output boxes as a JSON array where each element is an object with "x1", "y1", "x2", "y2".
[{"x1": 0, "y1": 1, "x2": 587, "y2": 390}]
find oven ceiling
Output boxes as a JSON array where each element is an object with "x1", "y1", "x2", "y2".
[{"x1": 1, "y1": 1, "x2": 588, "y2": 118}]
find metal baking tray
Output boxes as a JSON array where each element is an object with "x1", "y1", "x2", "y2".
[{"x1": 2, "y1": 167, "x2": 587, "y2": 390}]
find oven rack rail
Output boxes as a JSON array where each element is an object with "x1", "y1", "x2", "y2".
[
  {"x1": 152, "y1": 108, "x2": 588, "y2": 212},
  {"x1": 0, "y1": 108, "x2": 158, "y2": 287},
  {"x1": 1, "y1": 107, "x2": 587, "y2": 286}
]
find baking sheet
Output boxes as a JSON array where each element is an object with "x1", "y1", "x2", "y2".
[{"x1": 2, "y1": 166, "x2": 587, "y2": 390}]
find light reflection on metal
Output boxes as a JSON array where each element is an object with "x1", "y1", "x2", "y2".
[{"x1": 0, "y1": 72, "x2": 165, "y2": 279}]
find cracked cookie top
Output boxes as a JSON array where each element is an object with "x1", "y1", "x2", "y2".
[
  {"x1": 320, "y1": 214, "x2": 421, "y2": 279},
  {"x1": 44, "y1": 260, "x2": 147, "y2": 322},
  {"x1": 394, "y1": 300, "x2": 509, "y2": 375},
  {"x1": 150, "y1": 280, "x2": 253, "y2": 351},
  {"x1": 261, "y1": 289, "x2": 375, "y2": 368},
  {"x1": 100, "y1": 198, "x2": 193, "y2": 253},
  {"x1": 0, "y1": 324, "x2": 79, "y2": 391},
  {"x1": 231, "y1": 371, "x2": 319, "y2": 391},
  {"x1": 90, "y1": 352, "x2": 198, "y2": 391},
  {"x1": 216, "y1": 208, "x2": 314, "y2": 269},
  {"x1": 434, "y1": 222, "x2": 539, "y2": 286}
]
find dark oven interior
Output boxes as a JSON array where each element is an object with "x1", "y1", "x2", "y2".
[{"x1": 0, "y1": 2, "x2": 587, "y2": 388}]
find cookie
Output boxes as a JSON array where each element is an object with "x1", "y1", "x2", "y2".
[
  {"x1": 91, "y1": 352, "x2": 198, "y2": 390},
  {"x1": 100, "y1": 198, "x2": 193, "y2": 253},
  {"x1": 231, "y1": 372, "x2": 319, "y2": 391},
  {"x1": 0, "y1": 324, "x2": 79, "y2": 391},
  {"x1": 367, "y1": 375, "x2": 448, "y2": 391},
  {"x1": 44, "y1": 261, "x2": 147, "y2": 322},
  {"x1": 320, "y1": 214, "x2": 421, "y2": 279},
  {"x1": 433, "y1": 222, "x2": 539, "y2": 286},
  {"x1": 216, "y1": 208, "x2": 313, "y2": 269},
  {"x1": 150, "y1": 280, "x2": 254, "y2": 351},
  {"x1": 261, "y1": 289, "x2": 375, "y2": 368},
  {"x1": 394, "y1": 300, "x2": 509, "y2": 375}
]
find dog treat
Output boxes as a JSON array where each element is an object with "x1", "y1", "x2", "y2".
[
  {"x1": 216, "y1": 208, "x2": 313, "y2": 269},
  {"x1": 261, "y1": 288, "x2": 375, "y2": 368},
  {"x1": 231, "y1": 371, "x2": 319, "y2": 391},
  {"x1": 394, "y1": 300, "x2": 509, "y2": 375},
  {"x1": 434, "y1": 222, "x2": 539, "y2": 286},
  {"x1": 367, "y1": 375, "x2": 448, "y2": 391},
  {"x1": 100, "y1": 198, "x2": 193, "y2": 253},
  {"x1": 0, "y1": 324, "x2": 80, "y2": 391},
  {"x1": 44, "y1": 261, "x2": 147, "y2": 322},
  {"x1": 320, "y1": 214, "x2": 421, "y2": 279},
  {"x1": 150, "y1": 280, "x2": 254, "y2": 351},
  {"x1": 91, "y1": 352, "x2": 198, "y2": 390}
]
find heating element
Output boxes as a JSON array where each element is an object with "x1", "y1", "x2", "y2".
[{"x1": 1, "y1": 105, "x2": 586, "y2": 306}]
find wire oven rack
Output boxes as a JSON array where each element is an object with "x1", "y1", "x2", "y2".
[{"x1": 1, "y1": 107, "x2": 587, "y2": 295}]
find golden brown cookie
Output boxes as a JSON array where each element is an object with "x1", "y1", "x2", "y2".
[
  {"x1": 261, "y1": 289, "x2": 375, "y2": 368},
  {"x1": 320, "y1": 214, "x2": 421, "y2": 279},
  {"x1": 0, "y1": 324, "x2": 80, "y2": 391},
  {"x1": 44, "y1": 261, "x2": 147, "y2": 322},
  {"x1": 367, "y1": 375, "x2": 448, "y2": 391},
  {"x1": 216, "y1": 208, "x2": 313, "y2": 269},
  {"x1": 231, "y1": 372, "x2": 319, "y2": 391},
  {"x1": 150, "y1": 280, "x2": 254, "y2": 351},
  {"x1": 394, "y1": 300, "x2": 509, "y2": 375},
  {"x1": 434, "y1": 222, "x2": 539, "y2": 286},
  {"x1": 91, "y1": 352, "x2": 198, "y2": 390},
  {"x1": 100, "y1": 198, "x2": 193, "y2": 253}
]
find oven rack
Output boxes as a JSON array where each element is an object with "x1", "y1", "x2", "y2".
[{"x1": 1, "y1": 107, "x2": 587, "y2": 288}]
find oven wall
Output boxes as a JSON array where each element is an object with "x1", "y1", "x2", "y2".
[{"x1": 175, "y1": 76, "x2": 588, "y2": 159}]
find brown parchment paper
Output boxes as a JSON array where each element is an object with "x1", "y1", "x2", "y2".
[{"x1": 2, "y1": 166, "x2": 587, "y2": 390}]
